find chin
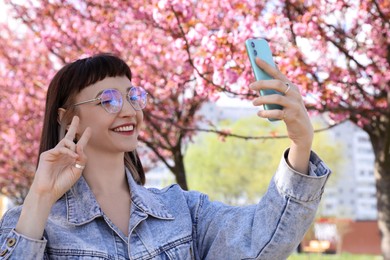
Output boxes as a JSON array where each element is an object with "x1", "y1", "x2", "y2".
[{"x1": 123, "y1": 144, "x2": 138, "y2": 152}]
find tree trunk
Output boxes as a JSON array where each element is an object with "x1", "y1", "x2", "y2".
[
  {"x1": 369, "y1": 121, "x2": 390, "y2": 259},
  {"x1": 172, "y1": 149, "x2": 188, "y2": 190},
  {"x1": 374, "y1": 154, "x2": 390, "y2": 259},
  {"x1": 375, "y1": 146, "x2": 390, "y2": 260}
]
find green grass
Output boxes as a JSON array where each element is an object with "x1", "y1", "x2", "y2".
[{"x1": 288, "y1": 253, "x2": 383, "y2": 260}]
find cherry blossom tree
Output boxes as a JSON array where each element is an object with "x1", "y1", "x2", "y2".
[
  {"x1": 264, "y1": 1, "x2": 389, "y2": 257},
  {"x1": 0, "y1": 0, "x2": 389, "y2": 257}
]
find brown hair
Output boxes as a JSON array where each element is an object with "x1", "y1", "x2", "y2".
[{"x1": 38, "y1": 53, "x2": 145, "y2": 185}]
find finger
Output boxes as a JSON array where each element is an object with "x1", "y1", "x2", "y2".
[
  {"x1": 60, "y1": 139, "x2": 76, "y2": 152},
  {"x1": 47, "y1": 147, "x2": 79, "y2": 161},
  {"x1": 250, "y1": 80, "x2": 293, "y2": 95},
  {"x1": 74, "y1": 144, "x2": 87, "y2": 172},
  {"x1": 252, "y1": 93, "x2": 289, "y2": 107},
  {"x1": 64, "y1": 116, "x2": 79, "y2": 141},
  {"x1": 257, "y1": 109, "x2": 284, "y2": 121},
  {"x1": 71, "y1": 140, "x2": 88, "y2": 172},
  {"x1": 255, "y1": 57, "x2": 289, "y2": 82},
  {"x1": 76, "y1": 127, "x2": 91, "y2": 149},
  {"x1": 75, "y1": 127, "x2": 91, "y2": 164},
  {"x1": 72, "y1": 162, "x2": 86, "y2": 172}
]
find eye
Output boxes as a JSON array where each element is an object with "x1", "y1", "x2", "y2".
[
  {"x1": 129, "y1": 95, "x2": 139, "y2": 101},
  {"x1": 101, "y1": 99, "x2": 114, "y2": 105},
  {"x1": 100, "y1": 89, "x2": 122, "y2": 106}
]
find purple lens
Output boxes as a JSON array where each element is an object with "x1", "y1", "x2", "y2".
[
  {"x1": 128, "y1": 87, "x2": 147, "y2": 110},
  {"x1": 100, "y1": 89, "x2": 123, "y2": 113}
]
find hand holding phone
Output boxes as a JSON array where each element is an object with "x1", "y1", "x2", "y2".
[{"x1": 245, "y1": 38, "x2": 283, "y2": 120}]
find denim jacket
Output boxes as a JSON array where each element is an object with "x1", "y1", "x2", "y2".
[{"x1": 0, "y1": 150, "x2": 330, "y2": 259}]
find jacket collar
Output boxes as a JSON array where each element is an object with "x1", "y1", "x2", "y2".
[{"x1": 66, "y1": 168, "x2": 173, "y2": 225}]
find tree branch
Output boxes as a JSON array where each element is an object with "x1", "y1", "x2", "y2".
[
  {"x1": 147, "y1": 112, "x2": 348, "y2": 140},
  {"x1": 138, "y1": 138, "x2": 174, "y2": 172},
  {"x1": 371, "y1": 0, "x2": 390, "y2": 27},
  {"x1": 170, "y1": 6, "x2": 254, "y2": 98},
  {"x1": 285, "y1": 0, "x2": 375, "y2": 102}
]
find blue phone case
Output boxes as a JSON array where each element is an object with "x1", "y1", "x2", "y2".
[{"x1": 245, "y1": 39, "x2": 283, "y2": 120}]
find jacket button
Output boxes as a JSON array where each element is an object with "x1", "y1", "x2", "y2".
[
  {"x1": 6, "y1": 238, "x2": 16, "y2": 247},
  {"x1": 0, "y1": 249, "x2": 8, "y2": 256}
]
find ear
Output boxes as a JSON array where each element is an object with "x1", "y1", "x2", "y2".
[{"x1": 57, "y1": 108, "x2": 67, "y2": 125}]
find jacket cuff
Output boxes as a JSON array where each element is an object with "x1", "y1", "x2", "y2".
[
  {"x1": 274, "y1": 149, "x2": 331, "y2": 202},
  {"x1": 0, "y1": 229, "x2": 46, "y2": 259}
]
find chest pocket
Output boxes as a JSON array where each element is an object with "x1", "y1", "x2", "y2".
[
  {"x1": 44, "y1": 248, "x2": 123, "y2": 260},
  {"x1": 131, "y1": 239, "x2": 195, "y2": 260},
  {"x1": 163, "y1": 241, "x2": 194, "y2": 260}
]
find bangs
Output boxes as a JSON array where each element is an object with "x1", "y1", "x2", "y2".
[
  {"x1": 55, "y1": 53, "x2": 132, "y2": 108},
  {"x1": 69, "y1": 53, "x2": 132, "y2": 92}
]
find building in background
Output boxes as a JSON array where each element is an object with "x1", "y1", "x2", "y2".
[
  {"x1": 144, "y1": 163, "x2": 175, "y2": 188},
  {"x1": 300, "y1": 218, "x2": 381, "y2": 255},
  {"x1": 320, "y1": 120, "x2": 377, "y2": 220}
]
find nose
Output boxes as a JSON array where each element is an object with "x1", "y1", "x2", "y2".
[{"x1": 119, "y1": 98, "x2": 137, "y2": 117}]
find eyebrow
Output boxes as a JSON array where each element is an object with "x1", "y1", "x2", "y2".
[{"x1": 94, "y1": 86, "x2": 133, "y2": 98}]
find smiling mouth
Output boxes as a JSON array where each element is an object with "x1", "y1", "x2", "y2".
[{"x1": 113, "y1": 125, "x2": 135, "y2": 132}]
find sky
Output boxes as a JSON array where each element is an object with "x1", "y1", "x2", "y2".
[{"x1": 0, "y1": 1, "x2": 7, "y2": 23}]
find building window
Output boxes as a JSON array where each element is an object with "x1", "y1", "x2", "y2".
[{"x1": 358, "y1": 136, "x2": 369, "y2": 142}]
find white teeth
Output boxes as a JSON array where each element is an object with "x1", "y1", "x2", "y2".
[{"x1": 114, "y1": 125, "x2": 134, "y2": 132}]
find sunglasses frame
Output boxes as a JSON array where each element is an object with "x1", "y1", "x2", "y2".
[{"x1": 73, "y1": 86, "x2": 147, "y2": 113}]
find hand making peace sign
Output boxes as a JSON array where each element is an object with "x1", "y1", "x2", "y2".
[{"x1": 31, "y1": 116, "x2": 91, "y2": 205}]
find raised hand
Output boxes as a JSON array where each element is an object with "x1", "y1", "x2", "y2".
[
  {"x1": 250, "y1": 57, "x2": 313, "y2": 174},
  {"x1": 250, "y1": 57, "x2": 313, "y2": 148},
  {"x1": 31, "y1": 116, "x2": 91, "y2": 204}
]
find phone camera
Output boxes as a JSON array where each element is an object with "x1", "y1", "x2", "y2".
[
  {"x1": 251, "y1": 42, "x2": 255, "y2": 48},
  {"x1": 254, "y1": 50, "x2": 257, "y2": 56}
]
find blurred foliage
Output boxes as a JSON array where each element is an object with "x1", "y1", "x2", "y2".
[{"x1": 185, "y1": 116, "x2": 344, "y2": 204}]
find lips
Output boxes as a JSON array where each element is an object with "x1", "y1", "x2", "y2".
[{"x1": 112, "y1": 124, "x2": 135, "y2": 132}]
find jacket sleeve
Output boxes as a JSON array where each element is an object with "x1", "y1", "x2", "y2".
[
  {"x1": 188, "y1": 149, "x2": 331, "y2": 260},
  {"x1": 0, "y1": 207, "x2": 47, "y2": 259}
]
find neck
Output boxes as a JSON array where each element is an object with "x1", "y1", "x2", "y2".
[{"x1": 82, "y1": 149, "x2": 129, "y2": 196}]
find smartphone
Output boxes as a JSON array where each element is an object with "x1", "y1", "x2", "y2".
[{"x1": 245, "y1": 38, "x2": 283, "y2": 120}]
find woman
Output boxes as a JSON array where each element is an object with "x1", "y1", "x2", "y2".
[{"x1": 0, "y1": 53, "x2": 330, "y2": 259}]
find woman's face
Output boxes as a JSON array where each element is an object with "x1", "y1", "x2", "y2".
[{"x1": 73, "y1": 76, "x2": 144, "y2": 155}]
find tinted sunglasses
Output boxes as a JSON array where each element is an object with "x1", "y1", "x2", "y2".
[{"x1": 73, "y1": 86, "x2": 148, "y2": 113}]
